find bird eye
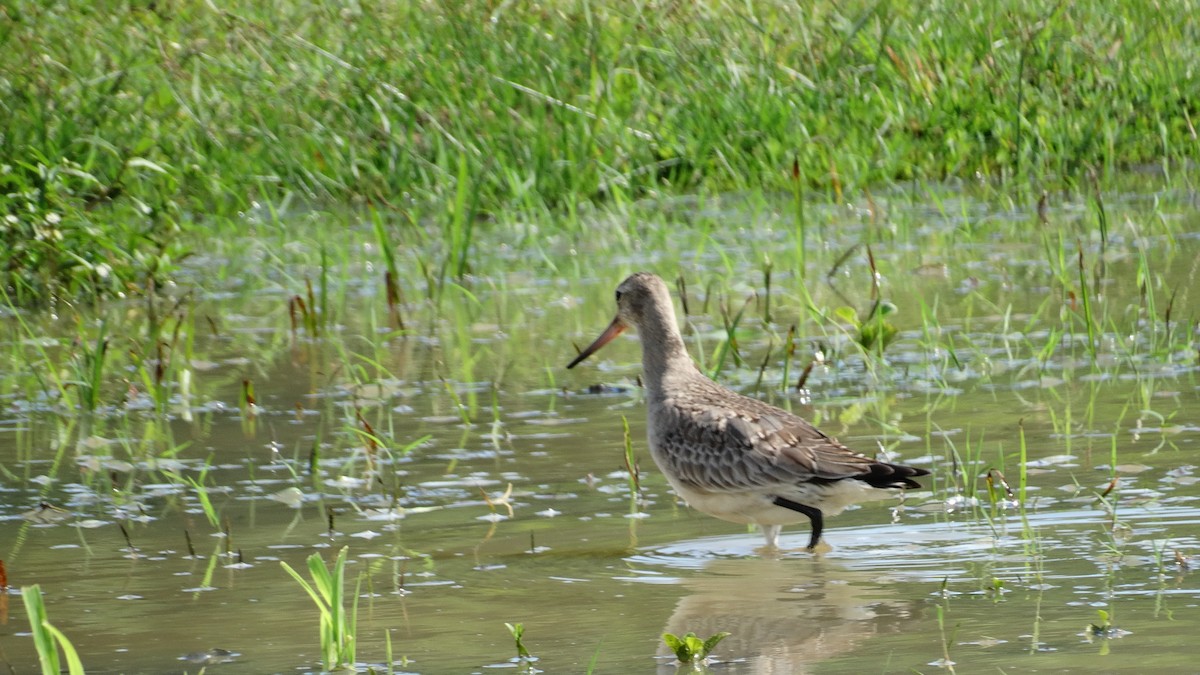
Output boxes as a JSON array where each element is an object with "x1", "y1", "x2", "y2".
[{"x1": 615, "y1": 290, "x2": 623, "y2": 303}]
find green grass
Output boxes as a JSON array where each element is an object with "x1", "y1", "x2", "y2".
[
  {"x1": 21, "y1": 585, "x2": 86, "y2": 675},
  {"x1": 281, "y1": 546, "x2": 360, "y2": 672},
  {"x1": 2, "y1": 0, "x2": 1197, "y2": 302},
  {"x1": 0, "y1": 9, "x2": 1196, "y2": 671}
]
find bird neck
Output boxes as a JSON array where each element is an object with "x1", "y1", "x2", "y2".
[{"x1": 636, "y1": 308, "x2": 695, "y2": 397}]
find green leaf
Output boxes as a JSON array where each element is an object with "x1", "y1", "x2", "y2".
[
  {"x1": 21, "y1": 585, "x2": 59, "y2": 675},
  {"x1": 662, "y1": 632, "x2": 688, "y2": 661},
  {"x1": 684, "y1": 634, "x2": 705, "y2": 659},
  {"x1": 859, "y1": 313, "x2": 898, "y2": 352},
  {"x1": 280, "y1": 561, "x2": 325, "y2": 609},
  {"x1": 702, "y1": 631, "x2": 731, "y2": 655},
  {"x1": 45, "y1": 624, "x2": 86, "y2": 675},
  {"x1": 833, "y1": 305, "x2": 860, "y2": 326},
  {"x1": 506, "y1": 622, "x2": 530, "y2": 658}
]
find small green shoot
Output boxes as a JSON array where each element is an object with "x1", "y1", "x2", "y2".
[
  {"x1": 988, "y1": 577, "x2": 1005, "y2": 603},
  {"x1": 621, "y1": 414, "x2": 640, "y2": 497},
  {"x1": 934, "y1": 603, "x2": 957, "y2": 671},
  {"x1": 662, "y1": 631, "x2": 730, "y2": 665},
  {"x1": 834, "y1": 301, "x2": 899, "y2": 356},
  {"x1": 505, "y1": 622, "x2": 532, "y2": 659},
  {"x1": 1084, "y1": 607, "x2": 1130, "y2": 654}
]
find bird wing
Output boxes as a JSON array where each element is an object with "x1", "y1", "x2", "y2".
[{"x1": 656, "y1": 385, "x2": 879, "y2": 492}]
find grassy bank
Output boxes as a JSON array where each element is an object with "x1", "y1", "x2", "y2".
[{"x1": 1, "y1": 0, "x2": 1198, "y2": 301}]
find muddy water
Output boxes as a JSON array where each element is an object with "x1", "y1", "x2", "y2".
[{"x1": 1, "y1": 188, "x2": 1199, "y2": 673}]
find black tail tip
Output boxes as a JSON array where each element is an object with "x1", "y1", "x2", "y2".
[{"x1": 866, "y1": 462, "x2": 930, "y2": 490}]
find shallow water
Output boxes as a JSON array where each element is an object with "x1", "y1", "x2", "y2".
[{"x1": 2, "y1": 185, "x2": 1199, "y2": 673}]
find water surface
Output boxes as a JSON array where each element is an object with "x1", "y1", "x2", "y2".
[{"x1": 2, "y1": 185, "x2": 1198, "y2": 673}]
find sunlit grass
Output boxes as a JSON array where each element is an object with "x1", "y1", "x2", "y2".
[{"x1": 3, "y1": 0, "x2": 1198, "y2": 302}]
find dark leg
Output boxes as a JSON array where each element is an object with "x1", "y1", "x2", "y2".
[{"x1": 772, "y1": 496, "x2": 824, "y2": 550}]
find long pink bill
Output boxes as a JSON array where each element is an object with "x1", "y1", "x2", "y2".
[{"x1": 566, "y1": 316, "x2": 627, "y2": 369}]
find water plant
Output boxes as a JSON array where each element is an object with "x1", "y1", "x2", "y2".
[
  {"x1": 1088, "y1": 608, "x2": 1113, "y2": 637},
  {"x1": 934, "y1": 602, "x2": 958, "y2": 672},
  {"x1": 662, "y1": 631, "x2": 730, "y2": 668},
  {"x1": 371, "y1": 209, "x2": 407, "y2": 330},
  {"x1": 171, "y1": 461, "x2": 220, "y2": 531},
  {"x1": 504, "y1": 622, "x2": 531, "y2": 660},
  {"x1": 68, "y1": 320, "x2": 109, "y2": 415},
  {"x1": 21, "y1": 585, "x2": 86, "y2": 675},
  {"x1": 836, "y1": 300, "x2": 900, "y2": 356},
  {"x1": 621, "y1": 414, "x2": 640, "y2": 504},
  {"x1": 280, "y1": 547, "x2": 359, "y2": 671},
  {"x1": 1085, "y1": 607, "x2": 1130, "y2": 656},
  {"x1": 708, "y1": 293, "x2": 752, "y2": 377}
]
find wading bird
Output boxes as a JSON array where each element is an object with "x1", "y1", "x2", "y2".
[{"x1": 567, "y1": 272, "x2": 929, "y2": 550}]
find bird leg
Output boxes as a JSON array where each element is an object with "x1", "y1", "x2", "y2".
[
  {"x1": 760, "y1": 524, "x2": 782, "y2": 549},
  {"x1": 772, "y1": 496, "x2": 824, "y2": 550}
]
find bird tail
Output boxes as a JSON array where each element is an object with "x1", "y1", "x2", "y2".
[{"x1": 863, "y1": 462, "x2": 930, "y2": 490}]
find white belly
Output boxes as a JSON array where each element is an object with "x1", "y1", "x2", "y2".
[{"x1": 661, "y1": 471, "x2": 896, "y2": 526}]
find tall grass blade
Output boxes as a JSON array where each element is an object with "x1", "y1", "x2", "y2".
[
  {"x1": 21, "y1": 585, "x2": 85, "y2": 675},
  {"x1": 1076, "y1": 243, "x2": 1097, "y2": 360}
]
